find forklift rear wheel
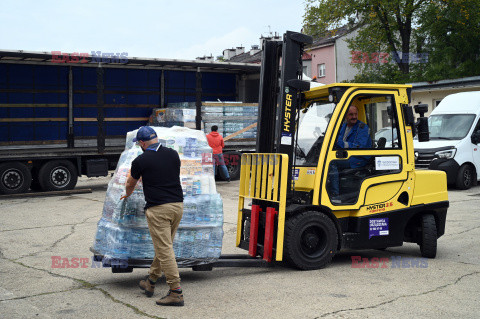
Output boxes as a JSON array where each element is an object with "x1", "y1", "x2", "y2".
[
  {"x1": 420, "y1": 214, "x2": 437, "y2": 258},
  {"x1": 284, "y1": 211, "x2": 338, "y2": 270}
]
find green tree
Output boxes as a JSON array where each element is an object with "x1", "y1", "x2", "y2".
[
  {"x1": 419, "y1": 0, "x2": 480, "y2": 81},
  {"x1": 303, "y1": 0, "x2": 480, "y2": 83}
]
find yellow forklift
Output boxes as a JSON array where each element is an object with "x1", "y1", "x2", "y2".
[{"x1": 236, "y1": 31, "x2": 449, "y2": 269}]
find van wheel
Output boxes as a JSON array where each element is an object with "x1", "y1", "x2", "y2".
[
  {"x1": 0, "y1": 162, "x2": 32, "y2": 195},
  {"x1": 455, "y1": 164, "x2": 474, "y2": 190},
  {"x1": 284, "y1": 211, "x2": 338, "y2": 270},
  {"x1": 420, "y1": 214, "x2": 437, "y2": 258},
  {"x1": 38, "y1": 160, "x2": 78, "y2": 191}
]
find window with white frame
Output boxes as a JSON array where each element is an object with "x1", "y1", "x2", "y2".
[{"x1": 318, "y1": 63, "x2": 325, "y2": 77}]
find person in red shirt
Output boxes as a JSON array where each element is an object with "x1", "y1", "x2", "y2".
[{"x1": 206, "y1": 125, "x2": 230, "y2": 182}]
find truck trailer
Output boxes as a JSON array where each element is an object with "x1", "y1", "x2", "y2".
[{"x1": 0, "y1": 50, "x2": 260, "y2": 194}]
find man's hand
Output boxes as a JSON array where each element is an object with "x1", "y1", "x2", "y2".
[
  {"x1": 120, "y1": 194, "x2": 130, "y2": 200},
  {"x1": 124, "y1": 173, "x2": 139, "y2": 200}
]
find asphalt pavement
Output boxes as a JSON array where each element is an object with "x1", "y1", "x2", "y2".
[{"x1": 0, "y1": 175, "x2": 479, "y2": 318}]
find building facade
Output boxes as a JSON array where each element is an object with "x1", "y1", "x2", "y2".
[{"x1": 304, "y1": 26, "x2": 359, "y2": 84}]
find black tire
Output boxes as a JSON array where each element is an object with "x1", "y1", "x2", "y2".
[
  {"x1": 420, "y1": 214, "x2": 437, "y2": 258},
  {"x1": 225, "y1": 152, "x2": 241, "y2": 180},
  {"x1": 0, "y1": 162, "x2": 32, "y2": 195},
  {"x1": 284, "y1": 211, "x2": 338, "y2": 270},
  {"x1": 111, "y1": 266, "x2": 133, "y2": 273},
  {"x1": 456, "y1": 164, "x2": 474, "y2": 190},
  {"x1": 38, "y1": 160, "x2": 78, "y2": 191}
]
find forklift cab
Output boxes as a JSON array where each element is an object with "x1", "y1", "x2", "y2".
[{"x1": 295, "y1": 86, "x2": 406, "y2": 207}]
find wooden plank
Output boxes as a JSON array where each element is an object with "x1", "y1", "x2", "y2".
[
  {"x1": 0, "y1": 118, "x2": 67, "y2": 122},
  {"x1": 0, "y1": 117, "x2": 149, "y2": 122},
  {"x1": 224, "y1": 122, "x2": 257, "y2": 141},
  {"x1": 74, "y1": 117, "x2": 149, "y2": 122},
  {"x1": 0, "y1": 104, "x2": 67, "y2": 108},
  {"x1": 0, "y1": 188, "x2": 92, "y2": 199}
]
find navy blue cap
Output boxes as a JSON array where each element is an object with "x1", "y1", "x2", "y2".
[{"x1": 133, "y1": 126, "x2": 157, "y2": 142}]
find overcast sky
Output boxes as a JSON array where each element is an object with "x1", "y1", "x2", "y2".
[{"x1": 0, "y1": 0, "x2": 306, "y2": 60}]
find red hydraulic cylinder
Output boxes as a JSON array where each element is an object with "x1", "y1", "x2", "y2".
[
  {"x1": 248, "y1": 205, "x2": 261, "y2": 257},
  {"x1": 263, "y1": 207, "x2": 277, "y2": 262}
]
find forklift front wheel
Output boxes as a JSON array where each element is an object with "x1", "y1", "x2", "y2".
[{"x1": 284, "y1": 211, "x2": 338, "y2": 270}]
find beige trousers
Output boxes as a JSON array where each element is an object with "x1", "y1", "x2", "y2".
[{"x1": 145, "y1": 202, "x2": 183, "y2": 289}]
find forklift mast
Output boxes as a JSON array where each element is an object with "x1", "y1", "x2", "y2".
[{"x1": 256, "y1": 31, "x2": 313, "y2": 190}]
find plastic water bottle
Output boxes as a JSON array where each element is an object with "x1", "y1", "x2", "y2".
[
  {"x1": 193, "y1": 229, "x2": 205, "y2": 258},
  {"x1": 211, "y1": 227, "x2": 223, "y2": 258},
  {"x1": 110, "y1": 227, "x2": 131, "y2": 258},
  {"x1": 196, "y1": 194, "x2": 211, "y2": 224},
  {"x1": 93, "y1": 218, "x2": 109, "y2": 254},
  {"x1": 209, "y1": 193, "x2": 223, "y2": 226},
  {"x1": 208, "y1": 175, "x2": 216, "y2": 194},
  {"x1": 200, "y1": 174, "x2": 210, "y2": 194},
  {"x1": 181, "y1": 196, "x2": 196, "y2": 226},
  {"x1": 173, "y1": 230, "x2": 182, "y2": 258},
  {"x1": 131, "y1": 228, "x2": 153, "y2": 259},
  {"x1": 192, "y1": 176, "x2": 201, "y2": 195},
  {"x1": 183, "y1": 230, "x2": 194, "y2": 258}
]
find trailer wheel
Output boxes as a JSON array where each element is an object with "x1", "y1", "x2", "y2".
[
  {"x1": 455, "y1": 164, "x2": 474, "y2": 190},
  {"x1": 0, "y1": 162, "x2": 32, "y2": 195},
  {"x1": 38, "y1": 160, "x2": 78, "y2": 191},
  {"x1": 225, "y1": 152, "x2": 241, "y2": 180},
  {"x1": 284, "y1": 211, "x2": 338, "y2": 270},
  {"x1": 420, "y1": 214, "x2": 437, "y2": 258}
]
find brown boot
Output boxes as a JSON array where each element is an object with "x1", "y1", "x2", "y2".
[
  {"x1": 139, "y1": 276, "x2": 155, "y2": 297},
  {"x1": 156, "y1": 289, "x2": 184, "y2": 307}
]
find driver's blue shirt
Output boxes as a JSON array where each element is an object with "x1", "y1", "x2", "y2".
[{"x1": 336, "y1": 120, "x2": 372, "y2": 168}]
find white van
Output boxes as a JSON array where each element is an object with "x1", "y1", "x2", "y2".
[{"x1": 414, "y1": 91, "x2": 480, "y2": 189}]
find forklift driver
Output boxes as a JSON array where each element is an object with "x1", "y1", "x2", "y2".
[{"x1": 329, "y1": 102, "x2": 372, "y2": 199}]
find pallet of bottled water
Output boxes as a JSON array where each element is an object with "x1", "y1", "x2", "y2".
[{"x1": 92, "y1": 126, "x2": 225, "y2": 267}]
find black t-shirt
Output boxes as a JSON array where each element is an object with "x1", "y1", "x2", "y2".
[{"x1": 130, "y1": 144, "x2": 183, "y2": 209}]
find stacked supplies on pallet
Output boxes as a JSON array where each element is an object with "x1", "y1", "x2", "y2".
[
  {"x1": 92, "y1": 126, "x2": 224, "y2": 266},
  {"x1": 148, "y1": 108, "x2": 197, "y2": 129},
  {"x1": 148, "y1": 102, "x2": 258, "y2": 139},
  {"x1": 201, "y1": 102, "x2": 258, "y2": 139}
]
